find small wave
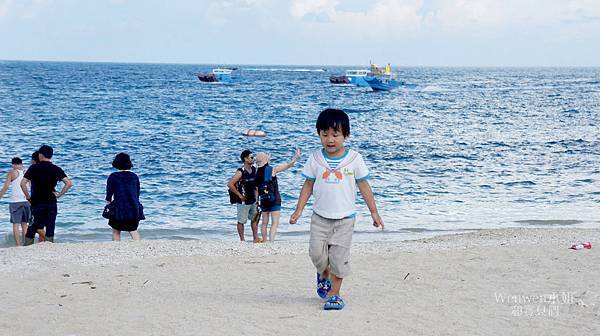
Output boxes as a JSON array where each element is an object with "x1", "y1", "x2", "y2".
[
  {"x1": 485, "y1": 141, "x2": 511, "y2": 148},
  {"x1": 502, "y1": 181, "x2": 536, "y2": 187},
  {"x1": 514, "y1": 219, "x2": 583, "y2": 226},
  {"x1": 546, "y1": 138, "x2": 588, "y2": 146},
  {"x1": 419, "y1": 85, "x2": 445, "y2": 91}
]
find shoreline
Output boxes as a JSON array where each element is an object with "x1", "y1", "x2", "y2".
[{"x1": 1, "y1": 227, "x2": 598, "y2": 335}]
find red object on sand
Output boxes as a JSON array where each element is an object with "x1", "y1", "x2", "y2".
[{"x1": 569, "y1": 242, "x2": 592, "y2": 250}]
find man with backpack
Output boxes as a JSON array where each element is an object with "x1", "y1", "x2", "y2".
[{"x1": 227, "y1": 150, "x2": 260, "y2": 242}]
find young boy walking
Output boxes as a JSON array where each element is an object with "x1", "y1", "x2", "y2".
[
  {"x1": 0, "y1": 158, "x2": 31, "y2": 246},
  {"x1": 290, "y1": 108, "x2": 384, "y2": 310}
]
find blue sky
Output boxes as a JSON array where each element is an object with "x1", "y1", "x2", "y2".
[{"x1": 1, "y1": 0, "x2": 599, "y2": 66}]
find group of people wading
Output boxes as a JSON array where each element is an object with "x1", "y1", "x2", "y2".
[{"x1": 1, "y1": 146, "x2": 144, "y2": 245}]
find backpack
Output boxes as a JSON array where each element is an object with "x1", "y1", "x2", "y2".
[
  {"x1": 229, "y1": 166, "x2": 256, "y2": 204},
  {"x1": 228, "y1": 183, "x2": 242, "y2": 204},
  {"x1": 257, "y1": 165, "x2": 276, "y2": 205}
]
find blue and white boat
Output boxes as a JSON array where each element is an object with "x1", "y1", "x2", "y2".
[
  {"x1": 197, "y1": 68, "x2": 236, "y2": 83},
  {"x1": 364, "y1": 63, "x2": 416, "y2": 91},
  {"x1": 345, "y1": 69, "x2": 370, "y2": 87}
]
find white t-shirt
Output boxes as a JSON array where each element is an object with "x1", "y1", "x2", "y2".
[{"x1": 301, "y1": 148, "x2": 370, "y2": 219}]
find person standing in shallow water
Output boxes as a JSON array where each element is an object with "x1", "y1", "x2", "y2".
[
  {"x1": 28, "y1": 151, "x2": 46, "y2": 242},
  {"x1": 0, "y1": 158, "x2": 32, "y2": 246},
  {"x1": 105, "y1": 153, "x2": 144, "y2": 241},
  {"x1": 21, "y1": 145, "x2": 73, "y2": 245}
]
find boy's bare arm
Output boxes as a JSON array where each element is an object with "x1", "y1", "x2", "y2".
[
  {"x1": 357, "y1": 180, "x2": 384, "y2": 229},
  {"x1": 290, "y1": 179, "x2": 314, "y2": 224},
  {"x1": 0, "y1": 171, "x2": 12, "y2": 198}
]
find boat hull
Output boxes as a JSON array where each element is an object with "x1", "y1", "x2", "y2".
[
  {"x1": 348, "y1": 76, "x2": 369, "y2": 87},
  {"x1": 198, "y1": 68, "x2": 235, "y2": 83},
  {"x1": 198, "y1": 74, "x2": 217, "y2": 82},
  {"x1": 329, "y1": 75, "x2": 351, "y2": 84},
  {"x1": 215, "y1": 73, "x2": 232, "y2": 82},
  {"x1": 365, "y1": 77, "x2": 416, "y2": 91}
]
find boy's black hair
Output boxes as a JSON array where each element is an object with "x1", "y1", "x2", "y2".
[
  {"x1": 31, "y1": 151, "x2": 40, "y2": 163},
  {"x1": 11, "y1": 157, "x2": 22, "y2": 165},
  {"x1": 112, "y1": 152, "x2": 133, "y2": 170},
  {"x1": 240, "y1": 150, "x2": 252, "y2": 162},
  {"x1": 39, "y1": 144, "x2": 53, "y2": 159},
  {"x1": 316, "y1": 108, "x2": 350, "y2": 137}
]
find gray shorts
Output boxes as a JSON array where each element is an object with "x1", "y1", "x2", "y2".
[
  {"x1": 236, "y1": 203, "x2": 257, "y2": 224},
  {"x1": 309, "y1": 212, "x2": 355, "y2": 278},
  {"x1": 9, "y1": 202, "x2": 32, "y2": 224}
]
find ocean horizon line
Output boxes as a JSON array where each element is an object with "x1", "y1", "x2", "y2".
[{"x1": 1, "y1": 58, "x2": 600, "y2": 68}]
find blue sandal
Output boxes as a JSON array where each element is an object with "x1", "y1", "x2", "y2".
[
  {"x1": 316, "y1": 273, "x2": 331, "y2": 299},
  {"x1": 323, "y1": 295, "x2": 345, "y2": 310}
]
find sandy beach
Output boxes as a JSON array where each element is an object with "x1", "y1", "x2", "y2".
[{"x1": 1, "y1": 227, "x2": 599, "y2": 335}]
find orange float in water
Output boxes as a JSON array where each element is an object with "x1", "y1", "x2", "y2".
[{"x1": 242, "y1": 129, "x2": 267, "y2": 137}]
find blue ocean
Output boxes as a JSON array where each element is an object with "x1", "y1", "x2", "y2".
[{"x1": 0, "y1": 61, "x2": 599, "y2": 247}]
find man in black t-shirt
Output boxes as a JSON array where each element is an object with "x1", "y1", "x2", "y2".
[{"x1": 20, "y1": 145, "x2": 73, "y2": 245}]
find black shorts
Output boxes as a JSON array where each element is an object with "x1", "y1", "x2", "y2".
[
  {"x1": 27, "y1": 203, "x2": 58, "y2": 238},
  {"x1": 109, "y1": 219, "x2": 140, "y2": 232}
]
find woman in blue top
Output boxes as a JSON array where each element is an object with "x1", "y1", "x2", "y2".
[{"x1": 105, "y1": 153, "x2": 144, "y2": 241}]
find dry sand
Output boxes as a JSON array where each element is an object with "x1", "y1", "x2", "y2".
[{"x1": 1, "y1": 227, "x2": 599, "y2": 335}]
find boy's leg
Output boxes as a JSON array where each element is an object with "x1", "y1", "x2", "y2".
[
  {"x1": 323, "y1": 247, "x2": 349, "y2": 309},
  {"x1": 324, "y1": 217, "x2": 354, "y2": 303},
  {"x1": 309, "y1": 213, "x2": 335, "y2": 298},
  {"x1": 324, "y1": 244, "x2": 352, "y2": 301},
  {"x1": 268, "y1": 211, "x2": 281, "y2": 242},
  {"x1": 112, "y1": 229, "x2": 121, "y2": 241},
  {"x1": 21, "y1": 223, "x2": 27, "y2": 244},
  {"x1": 37, "y1": 229, "x2": 46, "y2": 242},
  {"x1": 309, "y1": 213, "x2": 332, "y2": 275},
  {"x1": 12, "y1": 223, "x2": 20, "y2": 246},
  {"x1": 328, "y1": 274, "x2": 343, "y2": 297}
]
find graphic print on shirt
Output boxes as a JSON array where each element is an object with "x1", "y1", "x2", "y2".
[{"x1": 315, "y1": 150, "x2": 359, "y2": 184}]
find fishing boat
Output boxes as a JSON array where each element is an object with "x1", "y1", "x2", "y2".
[
  {"x1": 364, "y1": 63, "x2": 416, "y2": 91},
  {"x1": 197, "y1": 68, "x2": 236, "y2": 83},
  {"x1": 345, "y1": 69, "x2": 370, "y2": 87}
]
